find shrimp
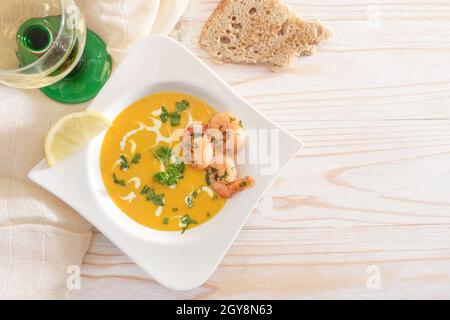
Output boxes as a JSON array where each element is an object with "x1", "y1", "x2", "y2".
[
  {"x1": 182, "y1": 124, "x2": 214, "y2": 170},
  {"x1": 211, "y1": 176, "x2": 255, "y2": 198},
  {"x1": 206, "y1": 155, "x2": 254, "y2": 198},
  {"x1": 208, "y1": 112, "x2": 246, "y2": 153},
  {"x1": 208, "y1": 155, "x2": 238, "y2": 184}
]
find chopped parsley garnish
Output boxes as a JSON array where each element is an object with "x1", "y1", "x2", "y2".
[
  {"x1": 205, "y1": 171, "x2": 211, "y2": 186},
  {"x1": 154, "y1": 146, "x2": 172, "y2": 166},
  {"x1": 160, "y1": 106, "x2": 170, "y2": 123},
  {"x1": 119, "y1": 153, "x2": 141, "y2": 170},
  {"x1": 170, "y1": 161, "x2": 185, "y2": 173},
  {"x1": 206, "y1": 212, "x2": 211, "y2": 217},
  {"x1": 158, "y1": 100, "x2": 190, "y2": 127},
  {"x1": 141, "y1": 185, "x2": 151, "y2": 195},
  {"x1": 208, "y1": 166, "x2": 231, "y2": 183},
  {"x1": 119, "y1": 155, "x2": 129, "y2": 170},
  {"x1": 162, "y1": 218, "x2": 169, "y2": 225},
  {"x1": 186, "y1": 195, "x2": 194, "y2": 208},
  {"x1": 175, "y1": 100, "x2": 190, "y2": 112},
  {"x1": 169, "y1": 112, "x2": 181, "y2": 126},
  {"x1": 141, "y1": 185, "x2": 164, "y2": 207},
  {"x1": 153, "y1": 144, "x2": 186, "y2": 188},
  {"x1": 145, "y1": 189, "x2": 155, "y2": 201},
  {"x1": 239, "y1": 181, "x2": 248, "y2": 188},
  {"x1": 113, "y1": 173, "x2": 126, "y2": 187},
  {"x1": 212, "y1": 194, "x2": 219, "y2": 201},
  {"x1": 152, "y1": 194, "x2": 165, "y2": 207},
  {"x1": 131, "y1": 153, "x2": 141, "y2": 164},
  {"x1": 172, "y1": 208, "x2": 178, "y2": 212},
  {"x1": 180, "y1": 215, "x2": 198, "y2": 234},
  {"x1": 185, "y1": 189, "x2": 200, "y2": 209},
  {"x1": 154, "y1": 171, "x2": 174, "y2": 186},
  {"x1": 218, "y1": 170, "x2": 229, "y2": 182},
  {"x1": 154, "y1": 161, "x2": 185, "y2": 187}
]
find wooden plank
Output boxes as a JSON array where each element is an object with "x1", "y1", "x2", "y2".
[
  {"x1": 70, "y1": 225, "x2": 450, "y2": 299},
  {"x1": 70, "y1": 0, "x2": 450, "y2": 299}
]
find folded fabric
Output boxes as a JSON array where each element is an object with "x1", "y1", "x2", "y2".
[
  {"x1": 78, "y1": 0, "x2": 161, "y2": 60},
  {"x1": 151, "y1": 0, "x2": 190, "y2": 35},
  {"x1": 0, "y1": 0, "x2": 187, "y2": 300}
]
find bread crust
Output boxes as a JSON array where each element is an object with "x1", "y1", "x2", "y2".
[{"x1": 199, "y1": 0, "x2": 333, "y2": 70}]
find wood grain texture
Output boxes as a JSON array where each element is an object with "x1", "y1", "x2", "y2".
[{"x1": 69, "y1": 0, "x2": 450, "y2": 299}]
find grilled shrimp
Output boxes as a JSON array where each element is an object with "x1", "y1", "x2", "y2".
[
  {"x1": 206, "y1": 155, "x2": 254, "y2": 198},
  {"x1": 208, "y1": 112, "x2": 246, "y2": 152},
  {"x1": 208, "y1": 155, "x2": 238, "y2": 184},
  {"x1": 210, "y1": 176, "x2": 255, "y2": 198},
  {"x1": 183, "y1": 124, "x2": 214, "y2": 170}
]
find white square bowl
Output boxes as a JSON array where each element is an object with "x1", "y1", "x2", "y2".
[{"x1": 28, "y1": 35, "x2": 303, "y2": 291}]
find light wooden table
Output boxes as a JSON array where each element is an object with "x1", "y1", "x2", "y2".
[{"x1": 70, "y1": 0, "x2": 450, "y2": 299}]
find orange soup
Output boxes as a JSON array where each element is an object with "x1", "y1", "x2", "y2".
[{"x1": 100, "y1": 92, "x2": 227, "y2": 233}]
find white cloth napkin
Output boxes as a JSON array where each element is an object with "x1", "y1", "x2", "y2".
[
  {"x1": 0, "y1": 0, "x2": 188, "y2": 300},
  {"x1": 151, "y1": 0, "x2": 190, "y2": 35}
]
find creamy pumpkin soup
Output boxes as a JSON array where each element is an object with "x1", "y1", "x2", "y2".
[{"x1": 100, "y1": 92, "x2": 254, "y2": 233}]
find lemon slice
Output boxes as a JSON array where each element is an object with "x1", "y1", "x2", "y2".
[{"x1": 45, "y1": 111, "x2": 111, "y2": 166}]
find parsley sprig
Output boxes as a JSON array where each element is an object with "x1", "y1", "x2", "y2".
[
  {"x1": 119, "y1": 153, "x2": 141, "y2": 171},
  {"x1": 141, "y1": 185, "x2": 165, "y2": 207},
  {"x1": 113, "y1": 173, "x2": 126, "y2": 187},
  {"x1": 131, "y1": 153, "x2": 141, "y2": 164},
  {"x1": 154, "y1": 162, "x2": 185, "y2": 187},
  {"x1": 159, "y1": 100, "x2": 190, "y2": 127},
  {"x1": 119, "y1": 155, "x2": 128, "y2": 170},
  {"x1": 180, "y1": 215, "x2": 198, "y2": 234},
  {"x1": 175, "y1": 100, "x2": 190, "y2": 112},
  {"x1": 153, "y1": 146, "x2": 185, "y2": 187},
  {"x1": 185, "y1": 190, "x2": 198, "y2": 209},
  {"x1": 154, "y1": 146, "x2": 172, "y2": 166}
]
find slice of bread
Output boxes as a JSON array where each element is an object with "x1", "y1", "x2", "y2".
[{"x1": 199, "y1": 0, "x2": 333, "y2": 70}]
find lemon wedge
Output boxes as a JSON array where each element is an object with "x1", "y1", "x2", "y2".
[{"x1": 45, "y1": 111, "x2": 111, "y2": 166}]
